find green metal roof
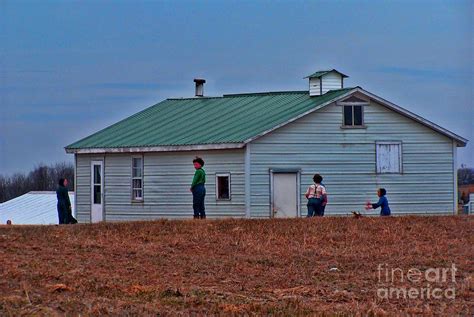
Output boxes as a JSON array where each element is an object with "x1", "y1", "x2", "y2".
[
  {"x1": 305, "y1": 69, "x2": 348, "y2": 79},
  {"x1": 66, "y1": 88, "x2": 355, "y2": 150}
]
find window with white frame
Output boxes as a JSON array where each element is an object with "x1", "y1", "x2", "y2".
[
  {"x1": 132, "y1": 156, "x2": 143, "y2": 200},
  {"x1": 376, "y1": 142, "x2": 402, "y2": 174},
  {"x1": 343, "y1": 105, "x2": 364, "y2": 126},
  {"x1": 340, "y1": 96, "x2": 368, "y2": 127},
  {"x1": 216, "y1": 173, "x2": 231, "y2": 200}
]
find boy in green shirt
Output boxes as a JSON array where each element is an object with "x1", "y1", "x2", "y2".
[{"x1": 190, "y1": 157, "x2": 206, "y2": 219}]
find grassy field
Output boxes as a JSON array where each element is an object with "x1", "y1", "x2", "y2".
[{"x1": 0, "y1": 216, "x2": 473, "y2": 315}]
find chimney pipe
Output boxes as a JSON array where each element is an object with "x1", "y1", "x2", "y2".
[{"x1": 194, "y1": 78, "x2": 206, "y2": 97}]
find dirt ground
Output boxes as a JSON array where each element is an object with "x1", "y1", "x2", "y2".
[{"x1": 0, "y1": 216, "x2": 473, "y2": 316}]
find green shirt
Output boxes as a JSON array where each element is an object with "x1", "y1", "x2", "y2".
[{"x1": 191, "y1": 168, "x2": 206, "y2": 188}]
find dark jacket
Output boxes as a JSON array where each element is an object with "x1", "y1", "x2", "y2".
[
  {"x1": 57, "y1": 185, "x2": 74, "y2": 224},
  {"x1": 56, "y1": 185, "x2": 71, "y2": 211},
  {"x1": 372, "y1": 196, "x2": 391, "y2": 216}
]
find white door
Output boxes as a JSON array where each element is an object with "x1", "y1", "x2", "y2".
[
  {"x1": 272, "y1": 172, "x2": 298, "y2": 218},
  {"x1": 91, "y1": 161, "x2": 104, "y2": 222}
]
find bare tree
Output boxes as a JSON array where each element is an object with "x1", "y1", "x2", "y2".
[
  {"x1": 458, "y1": 165, "x2": 474, "y2": 185},
  {"x1": 0, "y1": 162, "x2": 74, "y2": 203}
]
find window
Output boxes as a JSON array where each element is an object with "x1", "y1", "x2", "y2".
[
  {"x1": 376, "y1": 142, "x2": 402, "y2": 174},
  {"x1": 216, "y1": 173, "x2": 231, "y2": 200},
  {"x1": 93, "y1": 164, "x2": 101, "y2": 204},
  {"x1": 132, "y1": 156, "x2": 143, "y2": 200},
  {"x1": 343, "y1": 105, "x2": 364, "y2": 127}
]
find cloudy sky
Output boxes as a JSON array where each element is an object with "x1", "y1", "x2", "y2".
[{"x1": 1, "y1": 0, "x2": 472, "y2": 175}]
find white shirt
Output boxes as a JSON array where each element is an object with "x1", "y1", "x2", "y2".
[{"x1": 306, "y1": 183, "x2": 326, "y2": 199}]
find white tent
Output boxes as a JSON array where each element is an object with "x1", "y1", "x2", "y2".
[{"x1": 0, "y1": 191, "x2": 75, "y2": 225}]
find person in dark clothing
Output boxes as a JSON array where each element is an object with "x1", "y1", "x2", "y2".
[
  {"x1": 56, "y1": 178, "x2": 77, "y2": 224},
  {"x1": 190, "y1": 157, "x2": 206, "y2": 219},
  {"x1": 365, "y1": 188, "x2": 391, "y2": 216}
]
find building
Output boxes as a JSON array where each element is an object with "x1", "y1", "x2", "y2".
[
  {"x1": 65, "y1": 69, "x2": 467, "y2": 222},
  {"x1": 0, "y1": 191, "x2": 75, "y2": 225},
  {"x1": 459, "y1": 184, "x2": 474, "y2": 201},
  {"x1": 466, "y1": 194, "x2": 474, "y2": 214}
]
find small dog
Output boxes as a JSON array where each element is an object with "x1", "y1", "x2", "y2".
[{"x1": 351, "y1": 211, "x2": 363, "y2": 219}]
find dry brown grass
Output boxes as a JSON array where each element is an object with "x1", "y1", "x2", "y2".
[{"x1": 0, "y1": 216, "x2": 473, "y2": 316}]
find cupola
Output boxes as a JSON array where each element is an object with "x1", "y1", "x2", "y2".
[{"x1": 305, "y1": 69, "x2": 348, "y2": 96}]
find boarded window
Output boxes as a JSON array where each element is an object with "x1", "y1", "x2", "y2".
[
  {"x1": 376, "y1": 142, "x2": 402, "y2": 173},
  {"x1": 132, "y1": 156, "x2": 143, "y2": 200},
  {"x1": 343, "y1": 105, "x2": 363, "y2": 126},
  {"x1": 216, "y1": 174, "x2": 231, "y2": 200}
]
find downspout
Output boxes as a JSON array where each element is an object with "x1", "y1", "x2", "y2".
[
  {"x1": 74, "y1": 153, "x2": 77, "y2": 220},
  {"x1": 452, "y1": 141, "x2": 458, "y2": 214},
  {"x1": 245, "y1": 143, "x2": 251, "y2": 218}
]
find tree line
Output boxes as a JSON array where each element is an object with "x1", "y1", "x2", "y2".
[
  {"x1": 0, "y1": 162, "x2": 74, "y2": 203},
  {"x1": 458, "y1": 165, "x2": 474, "y2": 185}
]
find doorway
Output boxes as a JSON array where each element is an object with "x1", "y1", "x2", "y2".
[
  {"x1": 91, "y1": 160, "x2": 104, "y2": 222},
  {"x1": 271, "y1": 170, "x2": 300, "y2": 218}
]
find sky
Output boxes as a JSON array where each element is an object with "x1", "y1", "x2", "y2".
[{"x1": 1, "y1": 0, "x2": 473, "y2": 175}]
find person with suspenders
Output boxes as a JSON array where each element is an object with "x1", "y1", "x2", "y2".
[{"x1": 305, "y1": 174, "x2": 327, "y2": 217}]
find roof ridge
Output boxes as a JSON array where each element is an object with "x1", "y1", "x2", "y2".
[
  {"x1": 223, "y1": 90, "x2": 308, "y2": 97},
  {"x1": 168, "y1": 91, "x2": 310, "y2": 100},
  {"x1": 167, "y1": 96, "x2": 223, "y2": 100}
]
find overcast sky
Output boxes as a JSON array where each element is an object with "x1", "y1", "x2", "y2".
[{"x1": 1, "y1": 0, "x2": 472, "y2": 175}]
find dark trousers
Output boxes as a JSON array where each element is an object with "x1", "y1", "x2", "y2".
[
  {"x1": 307, "y1": 198, "x2": 323, "y2": 217},
  {"x1": 192, "y1": 184, "x2": 206, "y2": 219},
  {"x1": 57, "y1": 205, "x2": 67, "y2": 224},
  {"x1": 57, "y1": 205, "x2": 77, "y2": 224}
]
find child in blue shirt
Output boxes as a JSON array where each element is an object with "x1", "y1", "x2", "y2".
[{"x1": 366, "y1": 188, "x2": 391, "y2": 216}]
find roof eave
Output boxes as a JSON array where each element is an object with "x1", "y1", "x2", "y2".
[
  {"x1": 65, "y1": 142, "x2": 247, "y2": 154},
  {"x1": 353, "y1": 88, "x2": 468, "y2": 147}
]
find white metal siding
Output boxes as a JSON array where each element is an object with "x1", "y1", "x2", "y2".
[
  {"x1": 468, "y1": 194, "x2": 474, "y2": 214},
  {"x1": 101, "y1": 149, "x2": 246, "y2": 221},
  {"x1": 321, "y1": 72, "x2": 343, "y2": 94},
  {"x1": 76, "y1": 154, "x2": 92, "y2": 223},
  {"x1": 309, "y1": 78, "x2": 321, "y2": 96},
  {"x1": 309, "y1": 72, "x2": 343, "y2": 96},
  {"x1": 249, "y1": 99, "x2": 455, "y2": 217}
]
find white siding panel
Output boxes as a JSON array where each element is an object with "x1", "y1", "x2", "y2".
[
  {"x1": 249, "y1": 99, "x2": 455, "y2": 217},
  {"x1": 309, "y1": 73, "x2": 344, "y2": 96},
  {"x1": 321, "y1": 72, "x2": 343, "y2": 94},
  {"x1": 75, "y1": 154, "x2": 104, "y2": 223},
  {"x1": 309, "y1": 78, "x2": 321, "y2": 96},
  {"x1": 102, "y1": 149, "x2": 246, "y2": 221}
]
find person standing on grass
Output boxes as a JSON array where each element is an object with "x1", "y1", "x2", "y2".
[
  {"x1": 305, "y1": 174, "x2": 326, "y2": 217},
  {"x1": 56, "y1": 178, "x2": 77, "y2": 224},
  {"x1": 190, "y1": 157, "x2": 206, "y2": 219},
  {"x1": 365, "y1": 188, "x2": 391, "y2": 216}
]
